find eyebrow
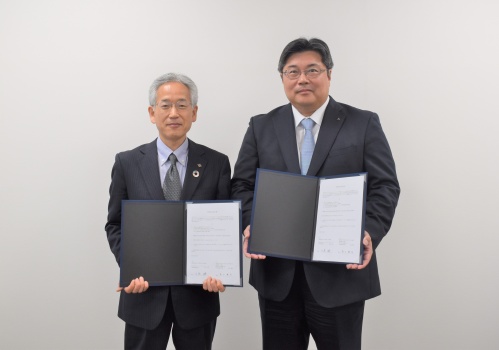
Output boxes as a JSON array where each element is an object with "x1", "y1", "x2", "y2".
[
  {"x1": 285, "y1": 63, "x2": 322, "y2": 69},
  {"x1": 159, "y1": 98, "x2": 188, "y2": 103}
]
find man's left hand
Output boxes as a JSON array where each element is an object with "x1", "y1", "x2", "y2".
[
  {"x1": 202, "y1": 276, "x2": 226, "y2": 293},
  {"x1": 346, "y1": 231, "x2": 373, "y2": 270}
]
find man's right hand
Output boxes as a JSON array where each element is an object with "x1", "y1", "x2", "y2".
[
  {"x1": 116, "y1": 276, "x2": 149, "y2": 294},
  {"x1": 243, "y1": 225, "x2": 266, "y2": 260}
]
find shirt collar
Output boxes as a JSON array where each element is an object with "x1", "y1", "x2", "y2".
[
  {"x1": 156, "y1": 137, "x2": 189, "y2": 167},
  {"x1": 292, "y1": 96, "x2": 330, "y2": 127}
]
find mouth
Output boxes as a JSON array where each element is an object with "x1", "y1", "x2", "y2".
[
  {"x1": 167, "y1": 123, "x2": 182, "y2": 128},
  {"x1": 297, "y1": 89, "x2": 312, "y2": 94}
]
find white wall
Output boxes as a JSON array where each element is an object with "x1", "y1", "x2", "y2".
[{"x1": 1, "y1": 1, "x2": 498, "y2": 349}]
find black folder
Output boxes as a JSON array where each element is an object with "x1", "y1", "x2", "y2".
[
  {"x1": 120, "y1": 200, "x2": 242, "y2": 287},
  {"x1": 249, "y1": 169, "x2": 367, "y2": 264}
]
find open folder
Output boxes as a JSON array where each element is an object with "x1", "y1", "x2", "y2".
[
  {"x1": 249, "y1": 169, "x2": 367, "y2": 264},
  {"x1": 120, "y1": 200, "x2": 242, "y2": 287}
]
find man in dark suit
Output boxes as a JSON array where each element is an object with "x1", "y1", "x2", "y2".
[
  {"x1": 105, "y1": 73, "x2": 230, "y2": 349},
  {"x1": 231, "y1": 38, "x2": 400, "y2": 349}
]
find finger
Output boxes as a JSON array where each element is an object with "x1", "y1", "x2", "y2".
[
  {"x1": 208, "y1": 278, "x2": 224, "y2": 293},
  {"x1": 355, "y1": 253, "x2": 371, "y2": 270},
  {"x1": 208, "y1": 278, "x2": 215, "y2": 292},
  {"x1": 243, "y1": 236, "x2": 266, "y2": 260},
  {"x1": 363, "y1": 232, "x2": 372, "y2": 245},
  {"x1": 243, "y1": 241, "x2": 251, "y2": 258},
  {"x1": 250, "y1": 253, "x2": 266, "y2": 260},
  {"x1": 244, "y1": 241, "x2": 264, "y2": 259},
  {"x1": 364, "y1": 236, "x2": 371, "y2": 247},
  {"x1": 131, "y1": 278, "x2": 140, "y2": 293},
  {"x1": 202, "y1": 276, "x2": 212, "y2": 291},
  {"x1": 204, "y1": 277, "x2": 214, "y2": 292},
  {"x1": 138, "y1": 277, "x2": 148, "y2": 293},
  {"x1": 137, "y1": 276, "x2": 146, "y2": 293},
  {"x1": 243, "y1": 225, "x2": 251, "y2": 238},
  {"x1": 124, "y1": 279, "x2": 134, "y2": 293},
  {"x1": 244, "y1": 239, "x2": 264, "y2": 259},
  {"x1": 357, "y1": 261, "x2": 368, "y2": 270},
  {"x1": 217, "y1": 280, "x2": 226, "y2": 293},
  {"x1": 133, "y1": 278, "x2": 144, "y2": 293}
]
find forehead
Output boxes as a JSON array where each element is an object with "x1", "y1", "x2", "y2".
[
  {"x1": 284, "y1": 50, "x2": 323, "y2": 68},
  {"x1": 156, "y1": 82, "x2": 190, "y2": 101}
]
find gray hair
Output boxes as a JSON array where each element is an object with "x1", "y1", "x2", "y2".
[{"x1": 148, "y1": 73, "x2": 198, "y2": 107}]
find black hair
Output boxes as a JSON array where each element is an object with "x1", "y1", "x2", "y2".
[{"x1": 277, "y1": 37, "x2": 333, "y2": 73}]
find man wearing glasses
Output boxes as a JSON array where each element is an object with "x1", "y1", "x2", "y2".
[
  {"x1": 106, "y1": 73, "x2": 229, "y2": 349},
  {"x1": 231, "y1": 38, "x2": 400, "y2": 349}
]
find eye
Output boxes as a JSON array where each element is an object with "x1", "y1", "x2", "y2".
[
  {"x1": 307, "y1": 68, "x2": 320, "y2": 73},
  {"x1": 161, "y1": 104, "x2": 171, "y2": 109},
  {"x1": 177, "y1": 103, "x2": 188, "y2": 109},
  {"x1": 288, "y1": 69, "x2": 299, "y2": 74}
]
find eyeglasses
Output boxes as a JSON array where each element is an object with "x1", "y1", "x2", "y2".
[
  {"x1": 156, "y1": 100, "x2": 191, "y2": 111},
  {"x1": 282, "y1": 68, "x2": 327, "y2": 80}
]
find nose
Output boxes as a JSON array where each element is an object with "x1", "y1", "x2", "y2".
[
  {"x1": 297, "y1": 72, "x2": 310, "y2": 84},
  {"x1": 168, "y1": 105, "x2": 180, "y2": 117}
]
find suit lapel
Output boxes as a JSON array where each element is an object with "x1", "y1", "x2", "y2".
[
  {"x1": 272, "y1": 104, "x2": 301, "y2": 174},
  {"x1": 181, "y1": 139, "x2": 206, "y2": 200},
  {"x1": 307, "y1": 98, "x2": 346, "y2": 176},
  {"x1": 139, "y1": 140, "x2": 165, "y2": 200}
]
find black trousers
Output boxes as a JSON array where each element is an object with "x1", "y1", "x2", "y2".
[
  {"x1": 124, "y1": 293, "x2": 216, "y2": 350},
  {"x1": 258, "y1": 262, "x2": 365, "y2": 350}
]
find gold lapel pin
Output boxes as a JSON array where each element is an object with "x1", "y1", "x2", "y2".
[{"x1": 193, "y1": 170, "x2": 200, "y2": 177}]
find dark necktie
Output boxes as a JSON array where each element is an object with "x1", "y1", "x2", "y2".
[{"x1": 163, "y1": 153, "x2": 182, "y2": 200}]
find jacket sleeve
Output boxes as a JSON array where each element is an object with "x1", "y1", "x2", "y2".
[
  {"x1": 105, "y1": 153, "x2": 128, "y2": 265},
  {"x1": 231, "y1": 117, "x2": 260, "y2": 228},
  {"x1": 363, "y1": 113, "x2": 400, "y2": 249},
  {"x1": 216, "y1": 154, "x2": 232, "y2": 200}
]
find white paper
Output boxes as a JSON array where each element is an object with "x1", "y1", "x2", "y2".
[
  {"x1": 312, "y1": 175, "x2": 365, "y2": 263},
  {"x1": 185, "y1": 202, "x2": 241, "y2": 285}
]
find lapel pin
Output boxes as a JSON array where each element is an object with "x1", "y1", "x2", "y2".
[
  {"x1": 197, "y1": 164, "x2": 202, "y2": 168},
  {"x1": 337, "y1": 117, "x2": 341, "y2": 120},
  {"x1": 193, "y1": 170, "x2": 200, "y2": 177}
]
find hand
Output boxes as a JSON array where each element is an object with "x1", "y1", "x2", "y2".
[
  {"x1": 346, "y1": 231, "x2": 373, "y2": 270},
  {"x1": 116, "y1": 276, "x2": 149, "y2": 294},
  {"x1": 202, "y1": 276, "x2": 226, "y2": 293},
  {"x1": 243, "y1": 225, "x2": 266, "y2": 260}
]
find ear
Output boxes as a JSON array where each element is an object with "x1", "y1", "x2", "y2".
[
  {"x1": 148, "y1": 106, "x2": 156, "y2": 124},
  {"x1": 191, "y1": 105, "x2": 198, "y2": 122}
]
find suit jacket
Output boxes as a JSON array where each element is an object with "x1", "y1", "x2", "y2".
[
  {"x1": 231, "y1": 97, "x2": 400, "y2": 308},
  {"x1": 105, "y1": 139, "x2": 231, "y2": 330}
]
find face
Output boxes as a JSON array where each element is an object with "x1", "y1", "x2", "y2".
[
  {"x1": 281, "y1": 50, "x2": 331, "y2": 116},
  {"x1": 148, "y1": 82, "x2": 198, "y2": 150}
]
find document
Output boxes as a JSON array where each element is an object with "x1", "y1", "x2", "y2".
[
  {"x1": 185, "y1": 202, "x2": 242, "y2": 285},
  {"x1": 312, "y1": 175, "x2": 365, "y2": 263},
  {"x1": 249, "y1": 169, "x2": 366, "y2": 264},
  {"x1": 120, "y1": 200, "x2": 242, "y2": 287}
]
